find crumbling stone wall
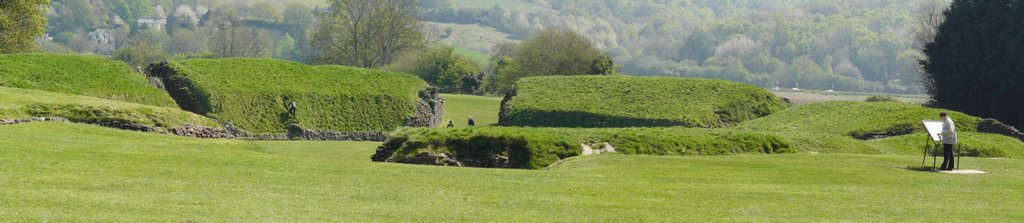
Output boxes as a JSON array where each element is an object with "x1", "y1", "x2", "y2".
[
  {"x1": 978, "y1": 118, "x2": 1024, "y2": 142},
  {"x1": 404, "y1": 88, "x2": 445, "y2": 127},
  {"x1": 497, "y1": 85, "x2": 518, "y2": 126}
]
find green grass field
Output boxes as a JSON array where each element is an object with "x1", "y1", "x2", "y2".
[
  {"x1": 441, "y1": 93, "x2": 501, "y2": 127},
  {"x1": 1, "y1": 122, "x2": 1022, "y2": 221},
  {"x1": 0, "y1": 54, "x2": 177, "y2": 107},
  {"x1": 501, "y1": 76, "x2": 788, "y2": 128},
  {"x1": 0, "y1": 87, "x2": 219, "y2": 128},
  {"x1": 158, "y1": 58, "x2": 429, "y2": 133}
]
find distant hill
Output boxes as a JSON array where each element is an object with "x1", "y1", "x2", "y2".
[
  {"x1": 0, "y1": 54, "x2": 177, "y2": 107},
  {"x1": 423, "y1": 0, "x2": 941, "y2": 94},
  {"x1": 151, "y1": 58, "x2": 437, "y2": 134},
  {"x1": 499, "y1": 75, "x2": 787, "y2": 128}
]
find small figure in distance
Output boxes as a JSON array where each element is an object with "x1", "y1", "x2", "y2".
[
  {"x1": 447, "y1": 120, "x2": 455, "y2": 128},
  {"x1": 938, "y1": 112, "x2": 958, "y2": 171},
  {"x1": 288, "y1": 101, "x2": 298, "y2": 118},
  {"x1": 467, "y1": 116, "x2": 475, "y2": 127}
]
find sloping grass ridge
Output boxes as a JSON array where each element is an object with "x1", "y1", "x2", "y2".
[
  {"x1": 738, "y1": 101, "x2": 980, "y2": 138},
  {"x1": 499, "y1": 76, "x2": 787, "y2": 128},
  {"x1": 375, "y1": 127, "x2": 795, "y2": 169},
  {"x1": 152, "y1": 58, "x2": 430, "y2": 133},
  {"x1": 0, "y1": 87, "x2": 219, "y2": 128},
  {"x1": 0, "y1": 54, "x2": 177, "y2": 107}
]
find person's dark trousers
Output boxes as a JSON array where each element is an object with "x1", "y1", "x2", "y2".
[{"x1": 940, "y1": 143, "x2": 955, "y2": 170}]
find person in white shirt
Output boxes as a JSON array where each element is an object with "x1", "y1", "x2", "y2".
[{"x1": 938, "y1": 112, "x2": 958, "y2": 170}]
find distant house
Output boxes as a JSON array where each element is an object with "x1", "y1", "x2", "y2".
[
  {"x1": 88, "y1": 29, "x2": 116, "y2": 53},
  {"x1": 36, "y1": 33, "x2": 54, "y2": 42},
  {"x1": 137, "y1": 19, "x2": 167, "y2": 30}
]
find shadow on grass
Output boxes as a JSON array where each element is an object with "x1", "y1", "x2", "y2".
[{"x1": 905, "y1": 166, "x2": 938, "y2": 172}]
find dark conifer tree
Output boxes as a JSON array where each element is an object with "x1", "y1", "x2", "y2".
[{"x1": 922, "y1": 0, "x2": 1024, "y2": 128}]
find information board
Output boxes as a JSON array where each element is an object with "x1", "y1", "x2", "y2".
[{"x1": 923, "y1": 120, "x2": 944, "y2": 142}]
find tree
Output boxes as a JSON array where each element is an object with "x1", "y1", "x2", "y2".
[
  {"x1": 494, "y1": 29, "x2": 613, "y2": 92},
  {"x1": 48, "y1": 0, "x2": 106, "y2": 34},
  {"x1": 913, "y1": 0, "x2": 949, "y2": 101},
  {"x1": 114, "y1": 42, "x2": 169, "y2": 68},
  {"x1": 206, "y1": 13, "x2": 269, "y2": 58},
  {"x1": 53, "y1": 32, "x2": 76, "y2": 45},
  {"x1": 248, "y1": 2, "x2": 283, "y2": 22},
  {"x1": 310, "y1": 0, "x2": 425, "y2": 68},
  {"x1": 274, "y1": 33, "x2": 297, "y2": 59},
  {"x1": 922, "y1": 0, "x2": 1024, "y2": 128},
  {"x1": 283, "y1": 3, "x2": 315, "y2": 27},
  {"x1": 168, "y1": 29, "x2": 208, "y2": 55},
  {"x1": 388, "y1": 45, "x2": 482, "y2": 94},
  {"x1": 0, "y1": 0, "x2": 51, "y2": 53}
]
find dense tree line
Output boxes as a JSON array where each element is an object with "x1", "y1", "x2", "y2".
[
  {"x1": 37, "y1": 0, "x2": 315, "y2": 67},
  {"x1": 421, "y1": 0, "x2": 945, "y2": 94}
]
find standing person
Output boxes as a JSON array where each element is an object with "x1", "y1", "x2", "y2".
[
  {"x1": 938, "y1": 112, "x2": 958, "y2": 170},
  {"x1": 288, "y1": 101, "x2": 298, "y2": 118},
  {"x1": 467, "y1": 116, "x2": 475, "y2": 127}
]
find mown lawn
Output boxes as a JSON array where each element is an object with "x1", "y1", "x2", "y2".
[
  {"x1": 1, "y1": 122, "x2": 1022, "y2": 222},
  {"x1": 441, "y1": 93, "x2": 502, "y2": 127}
]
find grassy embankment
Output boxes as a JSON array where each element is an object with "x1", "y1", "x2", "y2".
[
  {"x1": 1, "y1": 122, "x2": 1022, "y2": 222},
  {"x1": 0, "y1": 53, "x2": 177, "y2": 107},
  {"x1": 382, "y1": 127, "x2": 793, "y2": 169},
  {"x1": 501, "y1": 76, "x2": 788, "y2": 128},
  {"x1": 0, "y1": 87, "x2": 218, "y2": 128},
  {"x1": 158, "y1": 58, "x2": 430, "y2": 134},
  {"x1": 387, "y1": 93, "x2": 1024, "y2": 169}
]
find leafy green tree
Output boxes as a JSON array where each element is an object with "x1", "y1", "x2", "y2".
[
  {"x1": 248, "y1": 2, "x2": 283, "y2": 22},
  {"x1": 0, "y1": 0, "x2": 51, "y2": 53},
  {"x1": 494, "y1": 29, "x2": 613, "y2": 92},
  {"x1": 49, "y1": 0, "x2": 107, "y2": 33},
  {"x1": 168, "y1": 29, "x2": 208, "y2": 55},
  {"x1": 389, "y1": 45, "x2": 482, "y2": 94},
  {"x1": 274, "y1": 33, "x2": 297, "y2": 60},
  {"x1": 114, "y1": 42, "x2": 169, "y2": 68},
  {"x1": 310, "y1": 0, "x2": 425, "y2": 68},
  {"x1": 53, "y1": 32, "x2": 76, "y2": 45},
  {"x1": 922, "y1": 0, "x2": 1024, "y2": 128},
  {"x1": 283, "y1": 3, "x2": 315, "y2": 27}
]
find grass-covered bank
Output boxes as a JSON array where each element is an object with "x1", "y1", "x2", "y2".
[
  {"x1": 376, "y1": 127, "x2": 796, "y2": 169},
  {"x1": 499, "y1": 76, "x2": 787, "y2": 128},
  {"x1": 376, "y1": 126, "x2": 1024, "y2": 169},
  {"x1": 0, "y1": 87, "x2": 219, "y2": 128},
  {"x1": 153, "y1": 58, "x2": 431, "y2": 133},
  {"x1": 739, "y1": 101, "x2": 980, "y2": 138},
  {"x1": 1, "y1": 122, "x2": 1023, "y2": 222},
  {"x1": 0, "y1": 54, "x2": 177, "y2": 107}
]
